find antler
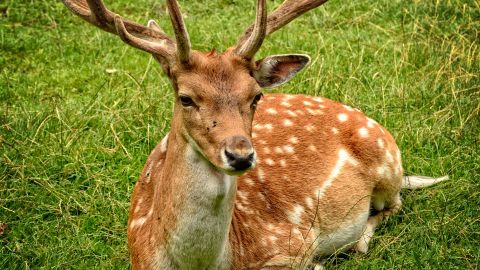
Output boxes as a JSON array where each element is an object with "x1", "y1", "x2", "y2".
[
  {"x1": 234, "y1": 0, "x2": 267, "y2": 60},
  {"x1": 235, "y1": 0, "x2": 329, "y2": 54},
  {"x1": 63, "y1": 0, "x2": 191, "y2": 63},
  {"x1": 166, "y1": 0, "x2": 191, "y2": 64}
]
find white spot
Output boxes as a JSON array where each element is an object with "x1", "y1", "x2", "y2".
[
  {"x1": 263, "y1": 147, "x2": 271, "y2": 154},
  {"x1": 343, "y1": 105, "x2": 354, "y2": 111},
  {"x1": 269, "y1": 235, "x2": 278, "y2": 242},
  {"x1": 312, "y1": 97, "x2": 324, "y2": 103},
  {"x1": 303, "y1": 100, "x2": 313, "y2": 106},
  {"x1": 358, "y1": 127, "x2": 369, "y2": 138},
  {"x1": 396, "y1": 150, "x2": 402, "y2": 163},
  {"x1": 295, "y1": 109, "x2": 305, "y2": 115},
  {"x1": 394, "y1": 165, "x2": 401, "y2": 176},
  {"x1": 265, "y1": 158, "x2": 275, "y2": 166},
  {"x1": 274, "y1": 147, "x2": 284, "y2": 154},
  {"x1": 266, "y1": 96, "x2": 276, "y2": 101},
  {"x1": 254, "y1": 123, "x2": 273, "y2": 131},
  {"x1": 315, "y1": 149, "x2": 358, "y2": 200},
  {"x1": 257, "y1": 168, "x2": 265, "y2": 182},
  {"x1": 280, "y1": 159, "x2": 287, "y2": 167},
  {"x1": 308, "y1": 145, "x2": 317, "y2": 152},
  {"x1": 237, "y1": 190, "x2": 248, "y2": 204},
  {"x1": 306, "y1": 108, "x2": 323, "y2": 115},
  {"x1": 288, "y1": 205, "x2": 305, "y2": 225},
  {"x1": 331, "y1": 127, "x2": 339, "y2": 134},
  {"x1": 366, "y1": 117, "x2": 377, "y2": 128},
  {"x1": 236, "y1": 202, "x2": 247, "y2": 212},
  {"x1": 282, "y1": 145, "x2": 295, "y2": 154},
  {"x1": 377, "y1": 162, "x2": 392, "y2": 178},
  {"x1": 266, "y1": 223, "x2": 276, "y2": 231},
  {"x1": 244, "y1": 178, "x2": 255, "y2": 186},
  {"x1": 134, "y1": 198, "x2": 144, "y2": 213},
  {"x1": 385, "y1": 150, "x2": 394, "y2": 163},
  {"x1": 284, "y1": 119, "x2": 293, "y2": 127},
  {"x1": 286, "y1": 110, "x2": 297, "y2": 117},
  {"x1": 305, "y1": 124, "x2": 316, "y2": 132},
  {"x1": 281, "y1": 101, "x2": 292, "y2": 107},
  {"x1": 261, "y1": 238, "x2": 268, "y2": 247},
  {"x1": 289, "y1": 136, "x2": 299, "y2": 144},
  {"x1": 252, "y1": 132, "x2": 257, "y2": 139},
  {"x1": 306, "y1": 108, "x2": 317, "y2": 115},
  {"x1": 129, "y1": 207, "x2": 153, "y2": 229},
  {"x1": 337, "y1": 113, "x2": 348, "y2": 122},
  {"x1": 129, "y1": 217, "x2": 147, "y2": 229},
  {"x1": 377, "y1": 138, "x2": 384, "y2": 148},
  {"x1": 266, "y1": 108, "x2": 278, "y2": 115},
  {"x1": 305, "y1": 197, "x2": 314, "y2": 209}
]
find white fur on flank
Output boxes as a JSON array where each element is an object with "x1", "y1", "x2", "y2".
[
  {"x1": 313, "y1": 210, "x2": 369, "y2": 257},
  {"x1": 314, "y1": 149, "x2": 358, "y2": 200},
  {"x1": 402, "y1": 175, "x2": 449, "y2": 189}
]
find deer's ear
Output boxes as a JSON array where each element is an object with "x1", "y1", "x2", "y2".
[{"x1": 253, "y1": 54, "x2": 310, "y2": 88}]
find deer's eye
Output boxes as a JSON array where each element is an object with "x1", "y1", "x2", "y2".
[
  {"x1": 251, "y1": 93, "x2": 263, "y2": 109},
  {"x1": 179, "y1": 95, "x2": 194, "y2": 107}
]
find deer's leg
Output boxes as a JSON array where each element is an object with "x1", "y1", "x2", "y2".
[
  {"x1": 354, "y1": 192, "x2": 402, "y2": 254},
  {"x1": 312, "y1": 259, "x2": 327, "y2": 270}
]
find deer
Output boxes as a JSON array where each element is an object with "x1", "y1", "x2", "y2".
[{"x1": 63, "y1": 0, "x2": 449, "y2": 269}]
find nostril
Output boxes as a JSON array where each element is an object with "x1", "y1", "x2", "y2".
[
  {"x1": 224, "y1": 149, "x2": 254, "y2": 171},
  {"x1": 224, "y1": 149, "x2": 236, "y2": 162}
]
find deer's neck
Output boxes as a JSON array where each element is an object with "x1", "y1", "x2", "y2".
[{"x1": 153, "y1": 130, "x2": 236, "y2": 268}]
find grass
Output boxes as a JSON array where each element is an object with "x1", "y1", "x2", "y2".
[{"x1": 0, "y1": 0, "x2": 478, "y2": 268}]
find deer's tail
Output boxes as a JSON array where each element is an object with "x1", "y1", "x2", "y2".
[{"x1": 402, "y1": 175, "x2": 449, "y2": 189}]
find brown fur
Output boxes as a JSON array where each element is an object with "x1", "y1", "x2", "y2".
[
  {"x1": 64, "y1": 0, "x2": 405, "y2": 268},
  {"x1": 127, "y1": 51, "x2": 403, "y2": 269}
]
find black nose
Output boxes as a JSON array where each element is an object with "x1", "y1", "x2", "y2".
[{"x1": 224, "y1": 150, "x2": 255, "y2": 171}]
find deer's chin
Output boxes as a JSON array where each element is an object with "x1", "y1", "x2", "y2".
[{"x1": 222, "y1": 165, "x2": 256, "y2": 176}]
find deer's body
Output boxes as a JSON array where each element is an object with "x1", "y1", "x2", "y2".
[
  {"x1": 128, "y1": 93, "x2": 403, "y2": 269},
  {"x1": 63, "y1": 0, "x2": 447, "y2": 269}
]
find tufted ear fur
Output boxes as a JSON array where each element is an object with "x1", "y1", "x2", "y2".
[{"x1": 253, "y1": 54, "x2": 310, "y2": 88}]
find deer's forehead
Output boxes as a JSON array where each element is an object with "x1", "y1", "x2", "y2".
[{"x1": 175, "y1": 59, "x2": 258, "y2": 99}]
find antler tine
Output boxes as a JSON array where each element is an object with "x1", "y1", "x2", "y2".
[
  {"x1": 63, "y1": 0, "x2": 175, "y2": 56},
  {"x1": 236, "y1": 0, "x2": 329, "y2": 45},
  {"x1": 86, "y1": 0, "x2": 110, "y2": 28},
  {"x1": 166, "y1": 0, "x2": 191, "y2": 64},
  {"x1": 234, "y1": 0, "x2": 267, "y2": 60},
  {"x1": 115, "y1": 16, "x2": 173, "y2": 59}
]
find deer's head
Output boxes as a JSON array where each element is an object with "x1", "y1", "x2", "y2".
[{"x1": 63, "y1": 0, "x2": 312, "y2": 174}]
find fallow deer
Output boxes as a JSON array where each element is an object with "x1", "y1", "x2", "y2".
[{"x1": 63, "y1": 0, "x2": 448, "y2": 269}]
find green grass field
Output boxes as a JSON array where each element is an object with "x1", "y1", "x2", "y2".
[{"x1": 1, "y1": 0, "x2": 479, "y2": 268}]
